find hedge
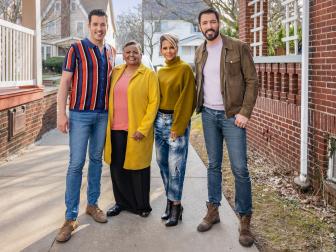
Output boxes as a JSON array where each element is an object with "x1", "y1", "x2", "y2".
[{"x1": 43, "y1": 56, "x2": 65, "y2": 73}]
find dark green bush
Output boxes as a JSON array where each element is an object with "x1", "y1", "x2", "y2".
[{"x1": 43, "y1": 56, "x2": 65, "y2": 73}]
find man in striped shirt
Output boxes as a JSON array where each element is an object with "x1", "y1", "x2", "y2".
[{"x1": 56, "y1": 9, "x2": 115, "y2": 243}]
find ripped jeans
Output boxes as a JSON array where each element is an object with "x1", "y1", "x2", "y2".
[{"x1": 154, "y1": 112, "x2": 190, "y2": 201}]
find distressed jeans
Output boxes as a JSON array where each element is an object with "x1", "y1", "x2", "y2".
[
  {"x1": 154, "y1": 112, "x2": 190, "y2": 201},
  {"x1": 201, "y1": 107, "x2": 252, "y2": 215},
  {"x1": 65, "y1": 111, "x2": 108, "y2": 220}
]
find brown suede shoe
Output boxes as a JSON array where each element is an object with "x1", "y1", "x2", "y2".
[
  {"x1": 197, "y1": 202, "x2": 220, "y2": 232},
  {"x1": 86, "y1": 205, "x2": 108, "y2": 223},
  {"x1": 239, "y1": 215, "x2": 254, "y2": 247},
  {"x1": 55, "y1": 220, "x2": 79, "y2": 242}
]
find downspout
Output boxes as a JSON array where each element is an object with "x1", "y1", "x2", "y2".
[{"x1": 294, "y1": 0, "x2": 310, "y2": 189}]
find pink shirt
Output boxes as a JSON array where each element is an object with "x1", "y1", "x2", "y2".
[
  {"x1": 203, "y1": 39, "x2": 224, "y2": 111},
  {"x1": 111, "y1": 74, "x2": 130, "y2": 130}
]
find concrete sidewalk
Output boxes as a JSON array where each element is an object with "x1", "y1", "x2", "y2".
[{"x1": 0, "y1": 129, "x2": 258, "y2": 252}]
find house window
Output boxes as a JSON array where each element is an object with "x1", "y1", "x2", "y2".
[
  {"x1": 71, "y1": 1, "x2": 77, "y2": 12},
  {"x1": 41, "y1": 47, "x2": 45, "y2": 60},
  {"x1": 42, "y1": 45, "x2": 52, "y2": 60},
  {"x1": 46, "y1": 46, "x2": 52, "y2": 59},
  {"x1": 328, "y1": 137, "x2": 336, "y2": 183},
  {"x1": 54, "y1": 1, "x2": 61, "y2": 14},
  {"x1": 77, "y1": 22, "x2": 84, "y2": 36},
  {"x1": 161, "y1": 21, "x2": 168, "y2": 32},
  {"x1": 181, "y1": 46, "x2": 192, "y2": 55},
  {"x1": 46, "y1": 21, "x2": 56, "y2": 34},
  {"x1": 154, "y1": 21, "x2": 161, "y2": 32}
]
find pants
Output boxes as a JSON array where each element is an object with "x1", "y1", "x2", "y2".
[
  {"x1": 109, "y1": 130, "x2": 152, "y2": 214},
  {"x1": 201, "y1": 107, "x2": 252, "y2": 215},
  {"x1": 65, "y1": 111, "x2": 108, "y2": 220},
  {"x1": 154, "y1": 112, "x2": 190, "y2": 201}
]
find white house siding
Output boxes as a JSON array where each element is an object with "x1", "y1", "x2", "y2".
[
  {"x1": 144, "y1": 19, "x2": 203, "y2": 67},
  {"x1": 41, "y1": 1, "x2": 62, "y2": 41},
  {"x1": 70, "y1": 4, "x2": 88, "y2": 39},
  {"x1": 41, "y1": 0, "x2": 116, "y2": 59}
]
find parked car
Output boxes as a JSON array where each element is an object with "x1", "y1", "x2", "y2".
[{"x1": 114, "y1": 53, "x2": 155, "y2": 71}]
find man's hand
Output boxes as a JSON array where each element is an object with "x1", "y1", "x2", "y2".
[
  {"x1": 57, "y1": 113, "x2": 69, "y2": 133},
  {"x1": 132, "y1": 131, "x2": 145, "y2": 141},
  {"x1": 234, "y1": 114, "x2": 249, "y2": 128}
]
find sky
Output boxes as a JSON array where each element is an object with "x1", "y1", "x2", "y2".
[{"x1": 113, "y1": 0, "x2": 141, "y2": 17}]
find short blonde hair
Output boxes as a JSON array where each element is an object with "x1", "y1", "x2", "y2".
[{"x1": 160, "y1": 33, "x2": 179, "y2": 49}]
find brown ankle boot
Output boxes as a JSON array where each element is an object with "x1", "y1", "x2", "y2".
[
  {"x1": 86, "y1": 205, "x2": 108, "y2": 223},
  {"x1": 239, "y1": 214, "x2": 254, "y2": 247},
  {"x1": 197, "y1": 202, "x2": 220, "y2": 232},
  {"x1": 55, "y1": 220, "x2": 79, "y2": 242}
]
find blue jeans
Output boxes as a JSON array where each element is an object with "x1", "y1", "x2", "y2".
[
  {"x1": 65, "y1": 111, "x2": 108, "y2": 220},
  {"x1": 201, "y1": 107, "x2": 252, "y2": 215},
  {"x1": 154, "y1": 112, "x2": 190, "y2": 201}
]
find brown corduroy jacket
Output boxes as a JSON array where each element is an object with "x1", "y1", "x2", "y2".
[{"x1": 195, "y1": 34, "x2": 258, "y2": 118}]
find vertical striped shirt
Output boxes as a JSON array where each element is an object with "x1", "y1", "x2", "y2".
[{"x1": 63, "y1": 38, "x2": 115, "y2": 112}]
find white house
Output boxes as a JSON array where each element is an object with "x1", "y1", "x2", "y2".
[
  {"x1": 143, "y1": 0, "x2": 206, "y2": 68},
  {"x1": 41, "y1": 0, "x2": 116, "y2": 60}
]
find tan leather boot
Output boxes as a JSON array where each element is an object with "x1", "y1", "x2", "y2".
[
  {"x1": 197, "y1": 202, "x2": 220, "y2": 232},
  {"x1": 86, "y1": 205, "x2": 108, "y2": 223},
  {"x1": 239, "y1": 214, "x2": 254, "y2": 247},
  {"x1": 55, "y1": 220, "x2": 79, "y2": 242}
]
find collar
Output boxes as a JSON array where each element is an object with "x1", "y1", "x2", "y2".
[
  {"x1": 115, "y1": 63, "x2": 147, "y2": 75},
  {"x1": 201, "y1": 34, "x2": 233, "y2": 52},
  {"x1": 84, "y1": 38, "x2": 106, "y2": 50},
  {"x1": 165, "y1": 56, "x2": 180, "y2": 66}
]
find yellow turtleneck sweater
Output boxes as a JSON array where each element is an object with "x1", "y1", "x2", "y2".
[{"x1": 157, "y1": 56, "x2": 196, "y2": 136}]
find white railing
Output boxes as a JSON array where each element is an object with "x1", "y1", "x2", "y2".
[{"x1": 0, "y1": 19, "x2": 35, "y2": 87}]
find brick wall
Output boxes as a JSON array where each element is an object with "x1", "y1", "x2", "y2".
[
  {"x1": 0, "y1": 89, "x2": 57, "y2": 161},
  {"x1": 239, "y1": 0, "x2": 336, "y2": 206},
  {"x1": 309, "y1": 0, "x2": 336, "y2": 205}
]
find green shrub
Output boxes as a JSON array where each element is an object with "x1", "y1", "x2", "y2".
[{"x1": 43, "y1": 56, "x2": 65, "y2": 73}]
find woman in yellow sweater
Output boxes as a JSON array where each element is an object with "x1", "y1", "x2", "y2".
[
  {"x1": 104, "y1": 41, "x2": 159, "y2": 217},
  {"x1": 155, "y1": 33, "x2": 196, "y2": 226}
]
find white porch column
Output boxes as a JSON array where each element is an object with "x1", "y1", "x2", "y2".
[{"x1": 21, "y1": 0, "x2": 42, "y2": 86}]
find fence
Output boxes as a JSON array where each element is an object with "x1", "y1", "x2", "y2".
[{"x1": 0, "y1": 19, "x2": 35, "y2": 87}]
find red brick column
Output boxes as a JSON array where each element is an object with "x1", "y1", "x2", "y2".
[
  {"x1": 266, "y1": 63, "x2": 274, "y2": 98},
  {"x1": 238, "y1": 0, "x2": 253, "y2": 44},
  {"x1": 239, "y1": 0, "x2": 268, "y2": 56}
]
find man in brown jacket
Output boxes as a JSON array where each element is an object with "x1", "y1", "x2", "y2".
[{"x1": 195, "y1": 8, "x2": 258, "y2": 247}]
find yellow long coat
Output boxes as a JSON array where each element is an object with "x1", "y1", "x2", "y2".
[{"x1": 104, "y1": 63, "x2": 160, "y2": 170}]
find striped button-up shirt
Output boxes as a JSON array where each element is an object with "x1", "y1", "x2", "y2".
[{"x1": 63, "y1": 38, "x2": 114, "y2": 112}]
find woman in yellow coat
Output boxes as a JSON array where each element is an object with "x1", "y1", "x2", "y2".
[{"x1": 104, "y1": 40, "x2": 159, "y2": 217}]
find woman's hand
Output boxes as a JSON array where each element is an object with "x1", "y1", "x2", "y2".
[
  {"x1": 170, "y1": 131, "x2": 177, "y2": 141},
  {"x1": 132, "y1": 131, "x2": 145, "y2": 141}
]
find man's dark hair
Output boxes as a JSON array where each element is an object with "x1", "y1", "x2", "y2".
[
  {"x1": 88, "y1": 9, "x2": 107, "y2": 23},
  {"x1": 198, "y1": 8, "x2": 220, "y2": 24}
]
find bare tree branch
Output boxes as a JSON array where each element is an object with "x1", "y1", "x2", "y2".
[
  {"x1": 115, "y1": 4, "x2": 144, "y2": 52},
  {"x1": 0, "y1": 0, "x2": 22, "y2": 23}
]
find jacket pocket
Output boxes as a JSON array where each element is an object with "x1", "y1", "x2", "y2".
[{"x1": 225, "y1": 57, "x2": 241, "y2": 76}]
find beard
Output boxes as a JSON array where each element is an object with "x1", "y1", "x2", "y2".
[{"x1": 202, "y1": 28, "x2": 219, "y2": 41}]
